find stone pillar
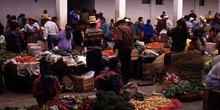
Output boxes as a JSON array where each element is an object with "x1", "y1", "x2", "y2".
[
  {"x1": 218, "y1": 0, "x2": 220, "y2": 13},
  {"x1": 55, "y1": 0, "x2": 67, "y2": 30},
  {"x1": 194, "y1": 0, "x2": 199, "y2": 21},
  {"x1": 173, "y1": 0, "x2": 183, "y2": 26},
  {"x1": 115, "y1": 0, "x2": 126, "y2": 20}
]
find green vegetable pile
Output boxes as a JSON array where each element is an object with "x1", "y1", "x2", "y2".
[
  {"x1": 92, "y1": 91, "x2": 135, "y2": 110},
  {"x1": 164, "y1": 82, "x2": 204, "y2": 97},
  {"x1": 133, "y1": 42, "x2": 146, "y2": 55}
]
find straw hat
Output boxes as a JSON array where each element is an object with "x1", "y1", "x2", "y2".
[
  {"x1": 116, "y1": 17, "x2": 124, "y2": 22},
  {"x1": 189, "y1": 17, "x2": 194, "y2": 21},
  {"x1": 42, "y1": 16, "x2": 51, "y2": 20},
  {"x1": 199, "y1": 16, "x2": 205, "y2": 20},
  {"x1": 125, "y1": 18, "x2": 132, "y2": 23},
  {"x1": 88, "y1": 16, "x2": 97, "y2": 24},
  {"x1": 156, "y1": 16, "x2": 162, "y2": 20},
  {"x1": 164, "y1": 16, "x2": 169, "y2": 19}
]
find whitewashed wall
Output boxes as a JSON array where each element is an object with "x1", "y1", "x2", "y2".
[
  {"x1": 0, "y1": 0, "x2": 219, "y2": 28},
  {"x1": 183, "y1": 0, "x2": 218, "y2": 21},
  {"x1": 0, "y1": 0, "x2": 56, "y2": 27},
  {"x1": 95, "y1": 0, "x2": 115, "y2": 24}
]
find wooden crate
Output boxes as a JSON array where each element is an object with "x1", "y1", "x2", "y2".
[{"x1": 72, "y1": 75, "x2": 94, "y2": 92}]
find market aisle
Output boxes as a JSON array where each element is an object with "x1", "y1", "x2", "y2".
[{"x1": 0, "y1": 83, "x2": 203, "y2": 110}]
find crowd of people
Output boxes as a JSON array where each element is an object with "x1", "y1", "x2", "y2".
[{"x1": 2, "y1": 8, "x2": 220, "y2": 108}]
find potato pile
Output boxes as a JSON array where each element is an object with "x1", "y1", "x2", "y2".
[{"x1": 129, "y1": 96, "x2": 172, "y2": 110}]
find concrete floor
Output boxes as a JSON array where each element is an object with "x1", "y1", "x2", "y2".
[
  {"x1": 0, "y1": 82, "x2": 204, "y2": 110},
  {"x1": 0, "y1": 53, "x2": 214, "y2": 110}
]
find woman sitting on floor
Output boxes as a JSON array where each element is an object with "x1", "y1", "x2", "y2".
[{"x1": 95, "y1": 57, "x2": 124, "y2": 95}]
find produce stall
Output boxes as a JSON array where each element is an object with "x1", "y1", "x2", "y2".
[{"x1": 3, "y1": 55, "x2": 40, "y2": 93}]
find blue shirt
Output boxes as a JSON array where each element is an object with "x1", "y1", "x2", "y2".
[{"x1": 141, "y1": 24, "x2": 154, "y2": 37}]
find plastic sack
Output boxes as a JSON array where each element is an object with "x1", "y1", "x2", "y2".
[
  {"x1": 81, "y1": 71, "x2": 95, "y2": 79},
  {"x1": 157, "y1": 99, "x2": 181, "y2": 110}
]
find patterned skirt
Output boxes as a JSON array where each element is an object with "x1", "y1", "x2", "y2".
[{"x1": 26, "y1": 33, "x2": 39, "y2": 44}]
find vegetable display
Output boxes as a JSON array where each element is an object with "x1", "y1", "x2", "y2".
[
  {"x1": 129, "y1": 96, "x2": 172, "y2": 110},
  {"x1": 92, "y1": 91, "x2": 135, "y2": 110},
  {"x1": 164, "y1": 82, "x2": 204, "y2": 98},
  {"x1": 163, "y1": 74, "x2": 181, "y2": 85}
]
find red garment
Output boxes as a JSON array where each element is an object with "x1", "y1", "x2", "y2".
[
  {"x1": 156, "y1": 20, "x2": 166, "y2": 35},
  {"x1": 188, "y1": 42, "x2": 200, "y2": 51},
  {"x1": 32, "y1": 76, "x2": 61, "y2": 108}
]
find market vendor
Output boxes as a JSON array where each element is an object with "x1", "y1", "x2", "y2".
[
  {"x1": 95, "y1": 57, "x2": 124, "y2": 95},
  {"x1": 205, "y1": 61, "x2": 220, "y2": 90},
  {"x1": 32, "y1": 62, "x2": 68, "y2": 109}
]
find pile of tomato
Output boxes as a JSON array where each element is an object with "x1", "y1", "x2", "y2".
[
  {"x1": 102, "y1": 49, "x2": 115, "y2": 56},
  {"x1": 14, "y1": 56, "x2": 37, "y2": 63},
  {"x1": 145, "y1": 42, "x2": 164, "y2": 48}
]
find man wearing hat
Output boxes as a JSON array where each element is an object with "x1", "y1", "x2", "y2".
[
  {"x1": 84, "y1": 16, "x2": 105, "y2": 77},
  {"x1": 164, "y1": 16, "x2": 173, "y2": 30},
  {"x1": 44, "y1": 16, "x2": 59, "y2": 50},
  {"x1": 113, "y1": 17, "x2": 134, "y2": 84},
  {"x1": 155, "y1": 16, "x2": 166, "y2": 36}
]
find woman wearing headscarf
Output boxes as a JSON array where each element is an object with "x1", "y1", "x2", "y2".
[
  {"x1": 32, "y1": 62, "x2": 68, "y2": 109},
  {"x1": 57, "y1": 24, "x2": 73, "y2": 52},
  {"x1": 95, "y1": 57, "x2": 123, "y2": 95},
  {"x1": 5, "y1": 21, "x2": 21, "y2": 53}
]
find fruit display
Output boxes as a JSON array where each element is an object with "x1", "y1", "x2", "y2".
[
  {"x1": 129, "y1": 96, "x2": 175, "y2": 110},
  {"x1": 14, "y1": 56, "x2": 37, "y2": 63}
]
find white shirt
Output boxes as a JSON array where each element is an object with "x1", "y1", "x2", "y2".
[
  {"x1": 166, "y1": 20, "x2": 173, "y2": 30},
  {"x1": 44, "y1": 21, "x2": 59, "y2": 40}
]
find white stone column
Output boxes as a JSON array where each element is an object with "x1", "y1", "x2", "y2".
[
  {"x1": 194, "y1": 0, "x2": 199, "y2": 21},
  {"x1": 173, "y1": 0, "x2": 183, "y2": 26},
  {"x1": 55, "y1": 0, "x2": 67, "y2": 30},
  {"x1": 115, "y1": 0, "x2": 126, "y2": 20},
  {"x1": 218, "y1": 0, "x2": 220, "y2": 12}
]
